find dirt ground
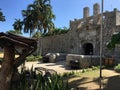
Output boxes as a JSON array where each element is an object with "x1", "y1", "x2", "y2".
[
  {"x1": 22, "y1": 61, "x2": 120, "y2": 90},
  {"x1": 68, "y1": 69, "x2": 120, "y2": 90}
]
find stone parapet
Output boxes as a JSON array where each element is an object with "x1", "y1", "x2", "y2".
[{"x1": 66, "y1": 54, "x2": 100, "y2": 69}]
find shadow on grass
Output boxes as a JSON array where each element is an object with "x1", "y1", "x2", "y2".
[
  {"x1": 68, "y1": 74, "x2": 120, "y2": 90},
  {"x1": 103, "y1": 75, "x2": 120, "y2": 90},
  {"x1": 68, "y1": 76, "x2": 100, "y2": 90}
]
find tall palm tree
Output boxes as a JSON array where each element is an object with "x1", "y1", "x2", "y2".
[
  {"x1": 22, "y1": 0, "x2": 55, "y2": 37},
  {"x1": 0, "y1": 9, "x2": 5, "y2": 22},
  {"x1": 34, "y1": 0, "x2": 55, "y2": 33},
  {"x1": 12, "y1": 19, "x2": 23, "y2": 34},
  {"x1": 22, "y1": 6, "x2": 39, "y2": 37}
]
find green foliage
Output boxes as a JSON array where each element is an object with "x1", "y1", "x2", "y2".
[
  {"x1": 32, "y1": 32, "x2": 41, "y2": 38},
  {"x1": 0, "y1": 9, "x2": 5, "y2": 22},
  {"x1": 91, "y1": 66, "x2": 100, "y2": 70},
  {"x1": 114, "y1": 64, "x2": 120, "y2": 73},
  {"x1": 12, "y1": 19, "x2": 23, "y2": 34},
  {"x1": 81, "y1": 66, "x2": 100, "y2": 73},
  {"x1": 62, "y1": 66, "x2": 101, "y2": 77},
  {"x1": 52, "y1": 27, "x2": 69, "y2": 35},
  {"x1": 42, "y1": 27, "x2": 69, "y2": 36},
  {"x1": 11, "y1": 68, "x2": 70, "y2": 90},
  {"x1": 62, "y1": 71, "x2": 75, "y2": 77},
  {"x1": 26, "y1": 55, "x2": 42, "y2": 62},
  {"x1": 107, "y1": 32, "x2": 120, "y2": 49},
  {"x1": 81, "y1": 68, "x2": 90, "y2": 73},
  {"x1": 7, "y1": 30, "x2": 22, "y2": 35},
  {"x1": 22, "y1": 0, "x2": 55, "y2": 37}
]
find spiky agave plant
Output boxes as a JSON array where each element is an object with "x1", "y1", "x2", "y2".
[{"x1": 11, "y1": 67, "x2": 71, "y2": 90}]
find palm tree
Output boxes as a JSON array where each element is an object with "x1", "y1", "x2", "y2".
[
  {"x1": 22, "y1": 6, "x2": 39, "y2": 37},
  {"x1": 12, "y1": 19, "x2": 23, "y2": 34},
  {"x1": 22, "y1": 0, "x2": 55, "y2": 37},
  {"x1": 7, "y1": 30, "x2": 22, "y2": 35},
  {"x1": 0, "y1": 9, "x2": 5, "y2": 22},
  {"x1": 34, "y1": 0, "x2": 55, "y2": 33}
]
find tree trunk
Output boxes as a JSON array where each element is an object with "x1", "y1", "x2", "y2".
[{"x1": 0, "y1": 45, "x2": 15, "y2": 90}]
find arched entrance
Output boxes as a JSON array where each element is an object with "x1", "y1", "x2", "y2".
[{"x1": 83, "y1": 43, "x2": 93, "y2": 55}]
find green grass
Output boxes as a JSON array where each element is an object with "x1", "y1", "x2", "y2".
[
  {"x1": 62, "y1": 69, "x2": 100, "y2": 78},
  {"x1": 79, "y1": 70, "x2": 100, "y2": 77}
]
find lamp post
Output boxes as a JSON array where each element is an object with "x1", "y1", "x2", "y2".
[{"x1": 100, "y1": 0, "x2": 104, "y2": 89}]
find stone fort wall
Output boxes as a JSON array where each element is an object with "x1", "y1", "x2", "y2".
[{"x1": 37, "y1": 3, "x2": 120, "y2": 56}]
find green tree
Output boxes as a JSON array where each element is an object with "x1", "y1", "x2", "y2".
[
  {"x1": 107, "y1": 32, "x2": 120, "y2": 50},
  {"x1": 7, "y1": 30, "x2": 22, "y2": 35},
  {"x1": 22, "y1": 0, "x2": 55, "y2": 37},
  {"x1": 12, "y1": 19, "x2": 23, "y2": 34},
  {"x1": 43, "y1": 27, "x2": 69, "y2": 36},
  {"x1": 22, "y1": 8, "x2": 36, "y2": 37},
  {"x1": 32, "y1": 31, "x2": 41, "y2": 38},
  {"x1": 0, "y1": 9, "x2": 5, "y2": 22}
]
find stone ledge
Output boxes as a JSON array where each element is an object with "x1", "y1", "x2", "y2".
[{"x1": 66, "y1": 54, "x2": 100, "y2": 69}]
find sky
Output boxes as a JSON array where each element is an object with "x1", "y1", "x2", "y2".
[{"x1": 0, "y1": 0, "x2": 120, "y2": 34}]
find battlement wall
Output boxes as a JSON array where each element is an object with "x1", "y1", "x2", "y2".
[{"x1": 70, "y1": 3, "x2": 120, "y2": 31}]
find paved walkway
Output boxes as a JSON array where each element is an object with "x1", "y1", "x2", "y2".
[{"x1": 21, "y1": 60, "x2": 72, "y2": 74}]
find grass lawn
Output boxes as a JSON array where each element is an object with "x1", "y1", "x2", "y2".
[{"x1": 66, "y1": 69, "x2": 120, "y2": 90}]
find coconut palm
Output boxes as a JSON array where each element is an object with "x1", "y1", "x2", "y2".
[
  {"x1": 22, "y1": 0, "x2": 55, "y2": 37},
  {"x1": 34, "y1": 0, "x2": 55, "y2": 33},
  {"x1": 22, "y1": 9, "x2": 33, "y2": 36},
  {"x1": 0, "y1": 9, "x2": 5, "y2": 22},
  {"x1": 12, "y1": 19, "x2": 23, "y2": 34}
]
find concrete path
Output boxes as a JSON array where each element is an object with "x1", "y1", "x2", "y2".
[{"x1": 20, "y1": 61, "x2": 73, "y2": 74}]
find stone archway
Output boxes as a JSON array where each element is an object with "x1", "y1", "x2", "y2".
[{"x1": 83, "y1": 43, "x2": 93, "y2": 55}]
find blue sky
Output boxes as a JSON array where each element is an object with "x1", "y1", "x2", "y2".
[{"x1": 0, "y1": 0, "x2": 120, "y2": 33}]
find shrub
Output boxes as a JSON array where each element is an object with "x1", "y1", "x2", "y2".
[
  {"x1": 26, "y1": 55, "x2": 42, "y2": 62},
  {"x1": 11, "y1": 68, "x2": 70, "y2": 90},
  {"x1": 35, "y1": 55, "x2": 42, "y2": 61},
  {"x1": 114, "y1": 64, "x2": 120, "y2": 73},
  {"x1": 92, "y1": 66, "x2": 100, "y2": 70},
  {"x1": 62, "y1": 71, "x2": 75, "y2": 77},
  {"x1": 26, "y1": 55, "x2": 35, "y2": 62}
]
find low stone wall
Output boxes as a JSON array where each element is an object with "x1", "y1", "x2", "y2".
[{"x1": 66, "y1": 54, "x2": 100, "y2": 69}]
